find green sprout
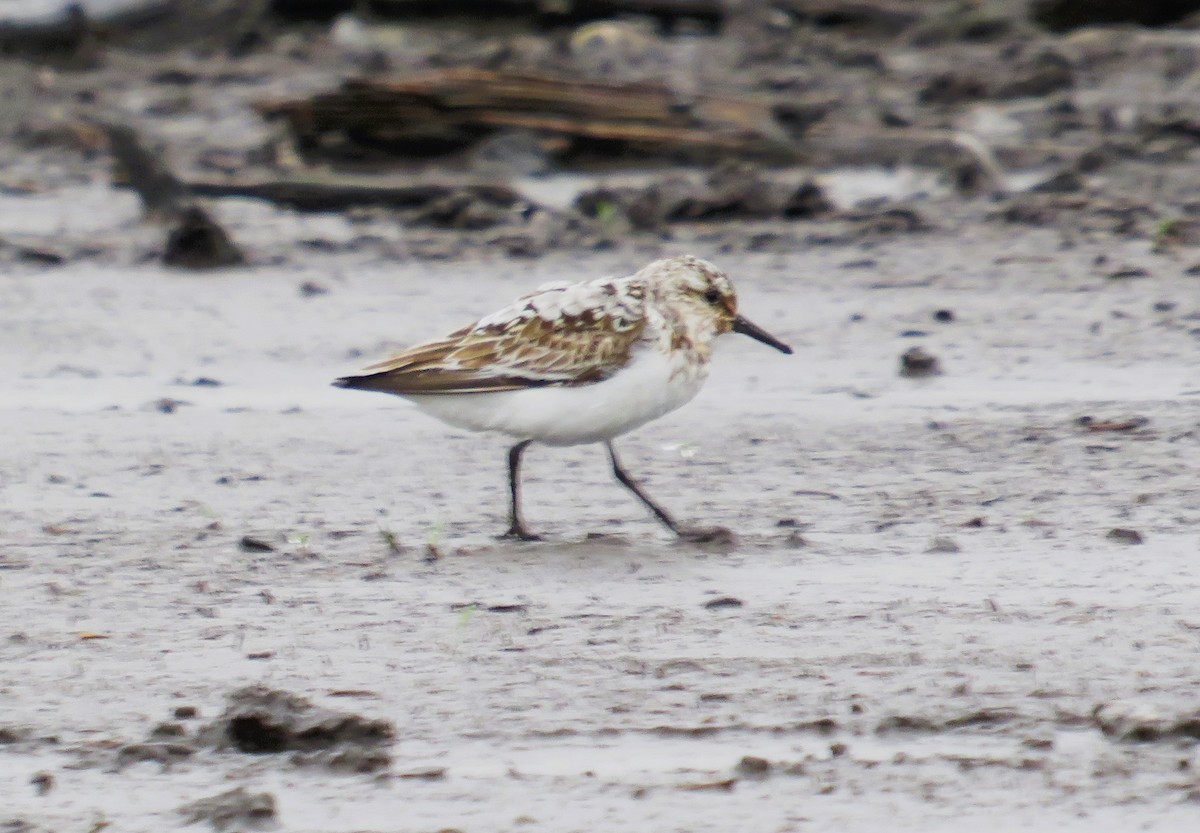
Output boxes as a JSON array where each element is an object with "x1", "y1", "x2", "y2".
[
  {"x1": 424, "y1": 521, "x2": 446, "y2": 561},
  {"x1": 593, "y1": 200, "x2": 617, "y2": 224},
  {"x1": 1153, "y1": 217, "x2": 1181, "y2": 250},
  {"x1": 378, "y1": 526, "x2": 402, "y2": 555}
]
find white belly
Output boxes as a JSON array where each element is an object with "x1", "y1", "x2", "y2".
[{"x1": 405, "y1": 347, "x2": 708, "y2": 446}]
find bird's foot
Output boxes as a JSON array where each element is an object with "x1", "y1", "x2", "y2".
[
  {"x1": 499, "y1": 526, "x2": 543, "y2": 543},
  {"x1": 675, "y1": 525, "x2": 736, "y2": 546}
]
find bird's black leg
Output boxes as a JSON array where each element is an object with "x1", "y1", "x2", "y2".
[
  {"x1": 500, "y1": 440, "x2": 541, "y2": 541},
  {"x1": 606, "y1": 441, "x2": 683, "y2": 534},
  {"x1": 606, "y1": 442, "x2": 735, "y2": 544}
]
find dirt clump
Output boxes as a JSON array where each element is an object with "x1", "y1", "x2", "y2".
[
  {"x1": 116, "y1": 742, "x2": 194, "y2": 770},
  {"x1": 899, "y1": 346, "x2": 941, "y2": 378},
  {"x1": 198, "y1": 686, "x2": 394, "y2": 771},
  {"x1": 1093, "y1": 702, "x2": 1200, "y2": 742},
  {"x1": 178, "y1": 787, "x2": 277, "y2": 831}
]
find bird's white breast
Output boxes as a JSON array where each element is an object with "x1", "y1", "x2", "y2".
[{"x1": 405, "y1": 342, "x2": 708, "y2": 446}]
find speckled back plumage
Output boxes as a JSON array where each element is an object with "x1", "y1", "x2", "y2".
[{"x1": 340, "y1": 255, "x2": 737, "y2": 396}]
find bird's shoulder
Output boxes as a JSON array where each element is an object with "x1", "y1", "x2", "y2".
[{"x1": 477, "y1": 274, "x2": 649, "y2": 334}]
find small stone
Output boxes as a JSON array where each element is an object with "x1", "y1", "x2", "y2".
[
  {"x1": 933, "y1": 308, "x2": 955, "y2": 322},
  {"x1": 15, "y1": 246, "x2": 66, "y2": 265},
  {"x1": 1107, "y1": 266, "x2": 1149, "y2": 280},
  {"x1": 900, "y1": 346, "x2": 941, "y2": 378},
  {"x1": 150, "y1": 722, "x2": 187, "y2": 738},
  {"x1": 30, "y1": 771, "x2": 54, "y2": 795},
  {"x1": 1106, "y1": 528, "x2": 1143, "y2": 545},
  {"x1": 396, "y1": 766, "x2": 447, "y2": 780},
  {"x1": 784, "y1": 530, "x2": 807, "y2": 549},
  {"x1": 163, "y1": 206, "x2": 245, "y2": 270},
  {"x1": 927, "y1": 537, "x2": 961, "y2": 553},
  {"x1": 239, "y1": 536, "x2": 276, "y2": 553},
  {"x1": 704, "y1": 596, "x2": 744, "y2": 610},
  {"x1": 152, "y1": 398, "x2": 189, "y2": 414},
  {"x1": 736, "y1": 756, "x2": 771, "y2": 777}
]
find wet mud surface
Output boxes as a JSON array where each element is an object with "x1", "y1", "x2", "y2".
[
  {"x1": 4, "y1": 1, "x2": 1200, "y2": 830},
  {"x1": 2, "y1": 213, "x2": 1200, "y2": 830}
]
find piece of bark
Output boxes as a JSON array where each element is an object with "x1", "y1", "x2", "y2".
[
  {"x1": 360, "y1": 0, "x2": 916, "y2": 33},
  {"x1": 257, "y1": 68, "x2": 800, "y2": 162},
  {"x1": 104, "y1": 123, "x2": 245, "y2": 268},
  {"x1": 186, "y1": 175, "x2": 522, "y2": 212},
  {"x1": 162, "y1": 206, "x2": 245, "y2": 269},
  {"x1": 104, "y1": 123, "x2": 192, "y2": 221}
]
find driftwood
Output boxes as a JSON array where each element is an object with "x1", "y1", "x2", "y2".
[
  {"x1": 257, "y1": 68, "x2": 813, "y2": 162},
  {"x1": 105, "y1": 124, "x2": 193, "y2": 220},
  {"x1": 1030, "y1": 0, "x2": 1200, "y2": 32},
  {"x1": 292, "y1": 0, "x2": 918, "y2": 31},
  {"x1": 186, "y1": 175, "x2": 522, "y2": 213},
  {"x1": 161, "y1": 206, "x2": 245, "y2": 269},
  {"x1": 361, "y1": 0, "x2": 723, "y2": 24},
  {"x1": 103, "y1": 124, "x2": 244, "y2": 269}
]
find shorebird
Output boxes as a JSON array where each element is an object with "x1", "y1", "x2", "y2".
[{"x1": 334, "y1": 255, "x2": 792, "y2": 541}]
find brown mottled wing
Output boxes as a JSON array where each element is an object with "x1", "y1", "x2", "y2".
[{"x1": 334, "y1": 280, "x2": 648, "y2": 395}]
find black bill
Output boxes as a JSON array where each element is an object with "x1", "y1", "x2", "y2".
[{"x1": 732, "y1": 314, "x2": 793, "y2": 354}]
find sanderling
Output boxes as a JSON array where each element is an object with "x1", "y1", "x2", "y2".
[{"x1": 334, "y1": 255, "x2": 792, "y2": 541}]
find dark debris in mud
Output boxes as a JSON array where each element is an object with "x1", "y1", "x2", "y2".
[
  {"x1": 576, "y1": 164, "x2": 832, "y2": 232},
  {"x1": 735, "y1": 755, "x2": 772, "y2": 778},
  {"x1": 0, "y1": 727, "x2": 28, "y2": 744},
  {"x1": 1093, "y1": 702, "x2": 1200, "y2": 742},
  {"x1": 163, "y1": 206, "x2": 245, "y2": 270},
  {"x1": 876, "y1": 708, "x2": 1020, "y2": 734},
  {"x1": 6, "y1": 0, "x2": 1200, "y2": 263},
  {"x1": 238, "y1": 536, "x2": 276, "y2": 553},
  {"x1": 198, "y1": 686, "x2": 394, "y2": 770},
  {"x1": 178, "y1": 787, "x2": 277, "y2": 832},
  {"x1": 703, "y1": 596, "x2": 744, "y2": 610},
  {"x1": 29, "y1": 771, "x2": 54, "y2": 796},
  {"x1": 899, "y1": 346, "x2": 942, "y2": 378},
  {"x1": 1106, "y1": 527, "x2": 1145, "y2": 545},
  {"x1": 116, "y1": 741, "x2": 195, "y2": 770},
  {"x1": 1031, "y1": 0, "x2": 1200, "y2": 32}
]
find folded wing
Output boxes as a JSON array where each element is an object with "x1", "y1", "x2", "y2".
[{"x1": 334, "y1": 279, "x2": 648, "y2": 395}]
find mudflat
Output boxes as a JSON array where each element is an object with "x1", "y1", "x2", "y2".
[
  {"x1": 3, "y1": 195, "x2": 1199, "y2": 829},
  {"x1": 4, "y1": 1, "x2": 1200, "y2": 829}
]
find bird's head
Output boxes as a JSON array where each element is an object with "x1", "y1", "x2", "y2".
[{"x1": 641, "y1": 255, "x2": 792, "y2": 354}]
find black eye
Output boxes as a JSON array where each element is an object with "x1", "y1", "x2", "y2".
[{"x1": 704, "y1": 289, "x2": 721, "y2": 304}]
